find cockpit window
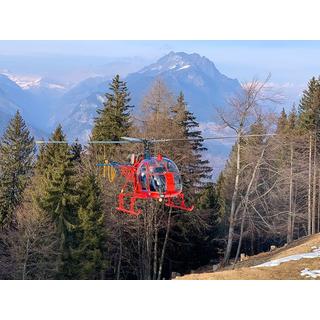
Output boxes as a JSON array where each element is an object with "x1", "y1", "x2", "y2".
[
  {"x1": 152, "y1": 166, "x2": 165, "y2": 174},
  {"x1": 164, "y1": 158, "x2": 179, "y2": 173},
  {"x1": 137, "y1": 158, "x2": 181, "y2": 193},
  {"x1": 174, "y1": 173, "x2": 182, "y2": 191},
  {"x1": 139, "y1": 164, "x2": 147, "y2": 190},
  {"x1": 150, "y1": 174, "x2": 166, "y2": 193}
]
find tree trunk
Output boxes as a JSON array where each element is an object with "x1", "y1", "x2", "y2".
[
  {"x1": 143, "y1": 210, "x2": 151, "y2": 280},
  {"x1": 312, "y1": 135, "x2": 317, "y2": 234},
  {"x1": 157, "y1": 208, "x2": 172, "y2": 280},
  {"x1": 222, "y1": 134, "x2": 241, "y2": 266},
  {"x1": 233, "y1": 210, "x2": 245, "y2": 267},
  {"x1": 116, "y1": 233, "x2": 122, "y2": 280},
  {"x1": 152, "y1": 215, "x2": 158, "y2": 280},
  {"x1": 287, "y1": 141, "x2": 294, "y2": 243},
  {"x1": 308, "y1": 134, "x2": 312, "y2": 235},
  {"x1": 233, "y1": 145, "x2": 266, "y2": 266},
  {"x1": 22, "y1": 238, "x2": 30, "y2": 280},
  {"x1": 318, "y1": 171, "x2": 320, "y2": 233},
  {"x1": 291, "y1": 183, "x2": 297, "y2": 241}
]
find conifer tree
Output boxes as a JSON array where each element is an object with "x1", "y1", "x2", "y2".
[
  {"x1": 36, "y1": 125, "x2": 79, "y2": 278},
  {"x1": 36, "y1": 125, "x2": 68, "y2": 173},
  {"x1": 91, "y1": 75, "x2": 133, "y2": 159},
  {"x1": 70, "y1": 139, "x2": 82, "y2": 163},
  {"x1": 298, "y1": 77, "x2": 320, "y2": 133},
  {"x1": 244, "y1": 115, "x2": 266, "y2": 146},
  {"x1": 76, "y1": 171, "x2": 106, "y2": 279},
  {"x1": 287, "y1": 105, "x2": 297, "y2": 132},
  {"x1": 298, "y1": 77, "x2": 320, "y2": 235},
  {"x1": 0, "y1": 111, "x2": 35, "y2": 225},
  {"x1": 276, "y1": 108, "x2": 288, "y2": 134},
  {"x1": 171, "y1": 92, "x2": 211, "y2": 192}
]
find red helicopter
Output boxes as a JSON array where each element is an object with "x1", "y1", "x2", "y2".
[
  {"x1": 94, "y1": 137, "x2": 194, "y2": 215},
  {"x1": 37, "y1": 133, "x2": 276, "y2": 216}
]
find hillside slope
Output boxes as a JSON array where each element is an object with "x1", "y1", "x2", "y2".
[{"x1": 177, "y1": 234, "x2": 320, "y2": 280}]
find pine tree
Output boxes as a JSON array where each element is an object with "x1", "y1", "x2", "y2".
[
  {"x1": 91, "y1": 75, "x2": 133, "y2": 159},
  {"x1": 171, "y1": 92, "x2": 211, "y2": 193},
  {"x1": 276, "y1": 108, "x2": 288, "y2": 134},
  {"x1": 287, "y1": 105, "x2": 297, "y2": 132},
  {"x1": 36, "y1": 124, "x2": 67, "y2": 174},
  {"x1": 0, "y1": 111, "x2": 35, "y2": 225},
  {"x1": 298, "y1": 76, "x2": 320, "y2": 133},
  {"x1": 244, "y1": 115, "x2": 266, "y2": 146},
  {"x1": 76, "y1": 171, "x2": 106, "y2": 279},
  {"x1": 36, "y1": 125, "x2": 79, "y2": 278},
  {"x1": 298, "y1": 77, "x2": 320, "y2": 235},
  {"x1": 70, "y1": 139, "x2": 82, "y2": 163}
]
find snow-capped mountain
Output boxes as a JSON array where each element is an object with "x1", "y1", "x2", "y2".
[
  {"x1": 0, "y1": 74, "x2": 49, "y2": 138},
  {"x1": 1, "y1": 52, "x2": 242, "y2": 147},
  {"x1": 56, "y1": 52, "x2": 242, "y2": 141},
  {"x1": 125, "y1": 51, "x2": 242, "y2": 120}
]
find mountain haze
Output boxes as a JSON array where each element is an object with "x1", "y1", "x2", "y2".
[
  {"x1": 55, "y1": 52, "x2": 241, "y2": 141},
  {"x1": 0, "y1": 52, "x2": 242, "y2": 162}
]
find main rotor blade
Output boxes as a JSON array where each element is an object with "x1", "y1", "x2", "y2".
[
  {"x1": 150, "y1": 133, "x2": 277, "y2": 143},
  {"x1": 120, "y1": 137, "x2": 144, "y2": 143},
  {"x1": 35, "y1": 133, "x2": 278, "y2": 145},
  {"x1": 89, "y1": 140, "x2": 130, "y2": 144},
  {"x1": 35, "y1": 140, "x2": 69, "y2": 144}
]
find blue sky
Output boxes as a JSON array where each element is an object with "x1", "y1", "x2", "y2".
[
  {"x1": 1, "y1": 40, "x2": 320, "y2": 101},
  {"x1": 1, "y1": 40, "x2": 320, "y2": 82}
]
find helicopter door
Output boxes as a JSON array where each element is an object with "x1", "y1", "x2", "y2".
[{"x1": 165, "y1": 172, "x2": 175, "y2": 193}]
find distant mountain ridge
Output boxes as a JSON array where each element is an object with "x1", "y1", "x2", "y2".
[
  {"x1": 53, "y1": 52, "x2": 241, "y2": 141},
  {"x1": 0, "y1": 51, "x2": 242, "y2": 143},
  {"x1": 126, "y1": 51, "x2": 241, "y2": 120}
]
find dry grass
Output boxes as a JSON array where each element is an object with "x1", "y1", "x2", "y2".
[{"x1": 176, "y1": 233, "x2": 320, "y2": 280}]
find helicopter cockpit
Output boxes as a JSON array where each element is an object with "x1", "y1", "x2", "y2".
[{"x1": 137, "y1": 156, "x2": 182, "y2": 196}]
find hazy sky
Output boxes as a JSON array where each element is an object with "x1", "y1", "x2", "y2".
[{"x1": 0, "y1": 40, "x2": 319, "y2": 91}]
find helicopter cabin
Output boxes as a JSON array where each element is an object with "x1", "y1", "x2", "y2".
[{"x1": 136, "y1": 156, "x2": 182, "y2": 197}]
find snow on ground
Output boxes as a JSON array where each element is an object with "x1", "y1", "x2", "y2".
[
  {"x1": 300, "y1": 268, "x2": 320, "y2": 279},
  {"x1": 252, "y1": 247, "x2": 320, "y2": 268}
]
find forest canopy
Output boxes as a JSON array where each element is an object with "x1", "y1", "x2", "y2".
[{"x1": 0, "y1": 75, "x2": 320, "y2": 279}]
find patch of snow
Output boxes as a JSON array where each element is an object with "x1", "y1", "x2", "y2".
[
  {"x1": 150, "y1": 66, "x2": 162, "y2": 71},
  {"x1": 2, "y1": 72, "x2": 42, "y2": 89},
  {"x1": 300, "y1": 268, "x2": 320, "y2": 279},
  {"x1": 97, "y1": 94, "x2": 105, "y2": 103},
  {"x1": 178, "y1": 64, "x2": 190, "y2": 70},
  {"x1": 169, "y1": 65, "x2": 177, "y2": 69},
  {"x1": 252, "y1": 247, "x2": 320, "y2": 268},
  {"x1": 47, "y1": 83, "x2": 65, "y2": 90}
]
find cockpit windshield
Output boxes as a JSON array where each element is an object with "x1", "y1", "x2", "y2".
[
  {"x1": 163, "y1": 158, "x2": 180, "y2": 173},
  {"x1": 137, "y1": 157, "x2": 182, "y2": 194}
]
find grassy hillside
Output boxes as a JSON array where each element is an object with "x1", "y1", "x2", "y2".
[{"x1": 177, "y1": 233, "x2": 320, "y2": 280}]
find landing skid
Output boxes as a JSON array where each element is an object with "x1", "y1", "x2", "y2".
[
  {"x1": 116, "y1": 192, "x2": 193, "y2": 215},
  {"x1": 164, "y1": 193, "x2": 194, "y2": 212}
]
